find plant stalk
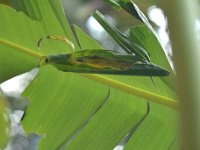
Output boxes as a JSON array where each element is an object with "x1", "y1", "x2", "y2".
[
  {"x1": 81, "y1": 74, "x2": 178, "y2": 110},
  {"x1": 160, "y1": 0, "x2": 200, "y2": 149},
  {"x1": 0, "y1": 39, "x2": 42, "y2": 59}
]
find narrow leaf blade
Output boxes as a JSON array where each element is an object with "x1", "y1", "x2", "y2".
[{"x1": 92, "y1": 11, "x2": 150, "y2": 61}]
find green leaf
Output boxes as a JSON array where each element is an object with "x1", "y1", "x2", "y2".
[
  {"x1": 92, "y1": 11, "x2": 175, "y2": 89},
  {"x1": 0, "y1": 0, "x2": 77, "y2": 83},
  {"x1": 44, "y1": 49, "x2": 169, "y2": 76},
  {"x1": 22, "y1": 66, "x2": 147, "y2": 150},
  {"x1": 104, "y1": 0, "x2": 121, "y2": 9},
  {"x1": 105, "y1": 0, "x2": 141, "y2": 20},
  {"x1": 0, "y1": 0, "x2": 177, "y2": 150},
  {"x1": 73, "y1": 24, "x2": 177, "y2": 149},
  {"x1": 73, "y1": 25, "x2": 176, "y2": 102},
  {"x1": 92, "y1": 11, "x2": 151, "y2": 61},
  {"x1": 104, "y1": 0, "x2": 155, "y2": 33},
  {"x1": 125, "y1": 25, "x2": 176, "y2": 90}
]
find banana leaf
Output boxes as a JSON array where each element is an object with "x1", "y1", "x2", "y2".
[{"x1": 0, "y1": 0, "x2": 177, "y2": 150}]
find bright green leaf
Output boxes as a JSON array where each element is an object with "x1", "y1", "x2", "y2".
[
  {"x1": 0, "y1": 0, "x2": 76, "y2": 83},
  {"x1": 0, "y1": 1, "x2": 178, "y2": 150},
  {"x1": 22, "y1": 66, "x2": 147, "y2": 150},
  {"x1": 74, "y1": 23, "x2": 177, "y2": 150}
]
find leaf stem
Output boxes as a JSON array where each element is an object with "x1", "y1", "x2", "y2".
[
  {"x1": 161, "y1": 0, "x2": 200, "y2": 149},
  {"x1": 0, "y1": 39, "x2": 43, "y2": 59},
  {"x1": 81, "y1": 74, "x2": 178, "y2": 110}
]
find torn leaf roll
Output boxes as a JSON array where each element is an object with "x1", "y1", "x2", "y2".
[{"x1": 41, "y1": 49, "x2": 169, "y2": 76}]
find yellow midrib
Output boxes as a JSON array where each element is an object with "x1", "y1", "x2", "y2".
[{"x1": 0, "y1": 39, "x2": 178, "y2": 110}]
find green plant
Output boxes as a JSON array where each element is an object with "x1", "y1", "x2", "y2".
[{"x1": 0, "y1": 0, "x2": 177, "y2": 149}]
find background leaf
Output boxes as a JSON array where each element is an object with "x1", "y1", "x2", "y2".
[{"x1": 104, "y1": 0, "x2": 155, "y2": 33}]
